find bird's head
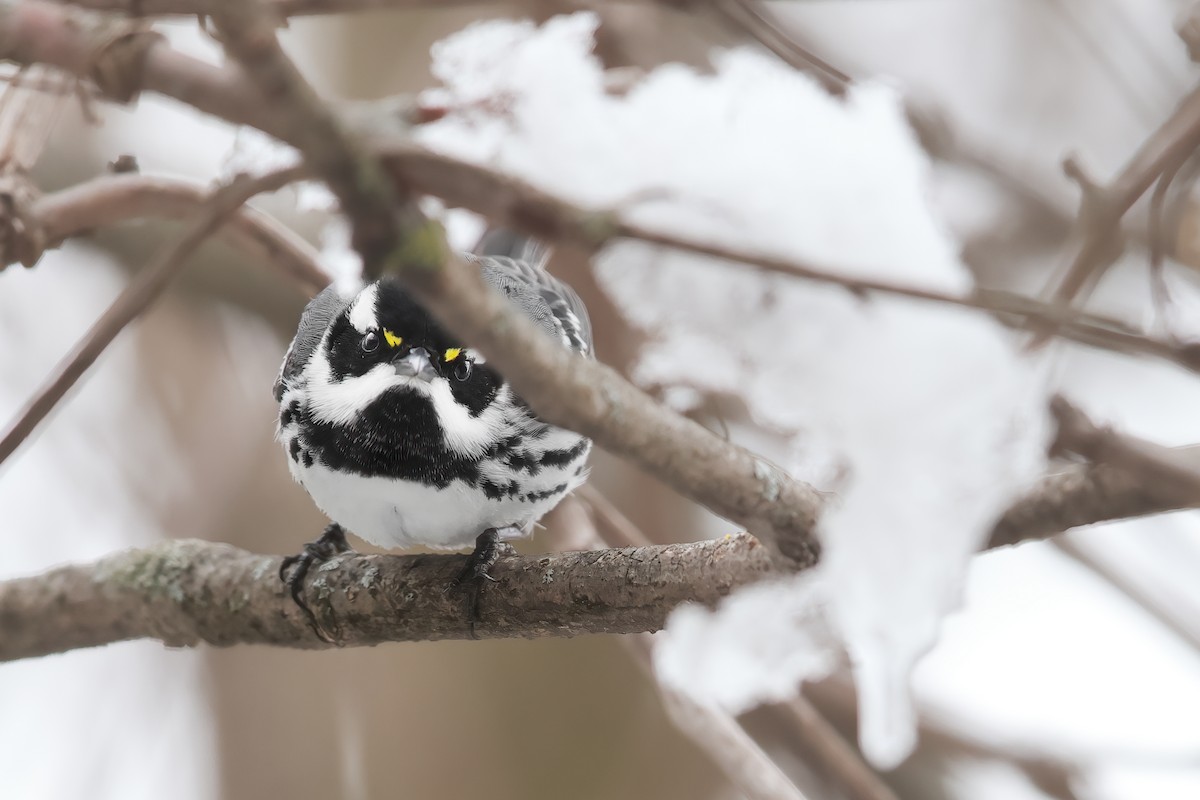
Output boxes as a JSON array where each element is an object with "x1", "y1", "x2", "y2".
[{"x1": 302, "y1": 279, "x2": 511, "y2": 457}]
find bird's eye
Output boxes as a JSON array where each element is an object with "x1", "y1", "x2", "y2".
[
  {"x1": 453, "y1": 358, "x2": 473, "y2": 381},
  {"x1": 361, "y1": 331, "x2": 380, "y2": 353}
]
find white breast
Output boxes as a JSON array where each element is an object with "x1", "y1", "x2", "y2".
[{"x1": 286, "y1": 449, "x2": 588, "y2": 551}]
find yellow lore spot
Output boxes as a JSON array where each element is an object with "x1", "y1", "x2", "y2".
[
  {"x1": 443, "y1": 348, "x2": 462, "y2": 362},
  {"x1": 383, "y1": 329, "x2": 403, "y2": 348}
]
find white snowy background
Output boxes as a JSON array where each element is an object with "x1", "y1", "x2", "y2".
[{"x1": 3, "y1": 2, "x2": 1200, "y2": 798}]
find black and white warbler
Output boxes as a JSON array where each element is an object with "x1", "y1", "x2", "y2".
[{"x1": 274, "y1": 231, "x2": 592, "y2": 626}]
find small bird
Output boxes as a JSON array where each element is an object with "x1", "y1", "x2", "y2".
[{"x1": 274, "y1": 231, "x2": 592, "y2": 629}]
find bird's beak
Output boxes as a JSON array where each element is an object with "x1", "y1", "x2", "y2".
[{"x1": 394, "y1": 346, "x2": 439, "y2": 382}]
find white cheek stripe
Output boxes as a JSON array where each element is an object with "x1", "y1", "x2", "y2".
[
  {"x1": 348, "y1": 284, "x2": 379, "y2": 333},
  {"x1": 303, "y1": 348, "x2": 425, "y2": 426},
  {"x1": 426, "y1": 379, "x2": 508, "y2": 459}
]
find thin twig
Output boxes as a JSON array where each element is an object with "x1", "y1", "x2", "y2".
[
  {"x1": 1047, "y1": 395, "x2": 1200, "y2": 502},
  {"x1": 568, "y1": 496, "x2": 809, "y2": 800},
  {"x1": 0, "y1": 166, "x2": 306, "y2": 468},
  {"x1": 1037, "y1": 82, "x2": 1200, "y2": 341},
  {"x1": 1053, "y1": 536, "x2": 1200, "y2": 656},
  {"x1": 582, "y1": 488, "x2": 899, "y2": 800},
  {"x1": 987, "y1": 444, "x2": 1200, "y2": 549},
  {"x1": 32, "y1": 173, "x2": 328, "y2": 293},
  {"x1": 5, "y1": 3, "x2": 1197, "y2": 374},
  {"x1": 377, "y1": 144, "x2": 1200, "y2": 374},
  {"x1": 709, "y1": 0, "x2": 849, "y2": 94}
]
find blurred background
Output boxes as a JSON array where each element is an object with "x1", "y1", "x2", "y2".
[{"x1": 3, "y1": 1, "x2": 1200, "y2": 798}]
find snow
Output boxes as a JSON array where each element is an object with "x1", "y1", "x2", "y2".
[
  {"x1": 417, "y1": 14, "x2": 1051, "y2": 768},
  {"x1": 654, "y1": 573, "x2": 837, "y2": 713}
]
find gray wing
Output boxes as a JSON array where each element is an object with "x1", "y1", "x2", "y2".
[
  {"x1": 471, "y1": 231, "x2": 594, "y2": 358},
  {"x1": 273, "y1": 284, "x2": 350, "y2": 401}
]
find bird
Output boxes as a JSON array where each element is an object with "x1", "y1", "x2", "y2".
[{"x1": 273, "y1": 230, "x2": 592, "y2": 632}]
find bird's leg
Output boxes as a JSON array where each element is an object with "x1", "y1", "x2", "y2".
[
  {"x1": 449, "y1": 526, "x2": 518, "y2": 636},
  {"x1": 453, "y1": 528, "x2": 504, "y2": 586},
  {"x1": 279, "y1": 522, "x2": 351, "y2": 641}
]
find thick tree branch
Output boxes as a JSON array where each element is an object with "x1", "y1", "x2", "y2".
[
  {"x1": 5, "y1": 445, "x2": 1198, "y2": 663},
  {"x1": 0, "y1": 535, "x2": 772, "y2": 662},
  {"x1": 0, "y1": 399, "x2": 1189, "y2": 669}
]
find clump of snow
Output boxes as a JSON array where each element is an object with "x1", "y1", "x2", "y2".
[
  {"x1": 416, "y1": 13, "x2": 1052, "y2": 767},
  {"x1": 655, "y1": 573, "x2": 838, "y2": 712}
]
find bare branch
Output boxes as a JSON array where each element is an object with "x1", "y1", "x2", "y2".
[
  {"x1": 5, "y1": 434, "x2": 1200, "y2": 662},
  {"x1": 44, "y1": 0, "x2": 478, "y2": 16},
  {"x1": 1038, "y1": 82, "x2": 1200, "y2": 335},
  {"x1": 1048, "y1": 395, "x2": 1200, "y2": 502},
  {"x1": 987, "y1": 447, "x2": 1200, "y2": 550},
  {"x1": 4, "y1": 5, "x2": 1194, "y2": 374},
  {"x1": 0, "y1": 166, "x2": 305, "y2": 468},
  {"x1": 33, "y1": 173, "x2": 328, "y2": 293},
  {"x1": 582, "y1": 489, "x2": 900, "y2": 800},
  {"x1": 0, "y1": 535, "x2": 772, "y2": 662},
  {"x1": 378, "y1": 144, "x2": 1200, "y2": 374}
]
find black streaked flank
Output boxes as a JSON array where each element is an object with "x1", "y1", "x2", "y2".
[
  {"x1": 480, "y1": 479, "x2": 521, "y2": 500},
  {"x1": 540, "y1": 439, "x2": 590, "y2": 468},
  {"x1": 523, "y1": 483, "x2": 569, "y2": 504}
]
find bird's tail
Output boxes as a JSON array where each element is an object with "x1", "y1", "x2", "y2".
[{"x1": 473, "y1": 228, "x2": 550, "y2": 268}]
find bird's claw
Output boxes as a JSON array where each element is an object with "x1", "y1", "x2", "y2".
[
  {"x1": 280, "y1": 522, "x2": 351, "y2": 642},
  {"x1": 447, "y1": 528, "x2": 515, "y2": 636}
]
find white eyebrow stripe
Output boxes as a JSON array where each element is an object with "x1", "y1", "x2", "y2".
[{"x1": 348, "y1": 284, "x2": 379, "y2": 333}]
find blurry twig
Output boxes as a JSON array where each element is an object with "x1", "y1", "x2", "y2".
[
  {"x1": 987, "y1": 443, "x2": 1200, "y2": 549},
  {"x1": 378, "y1": 143, "x2": 1200, "y2": 375},
  {"x1": 1053, "y1": 536, "x2": 1200, "y2": 656},
  {"x1": 579, "y1": 488, "x2": 901, "y2": 800},
  {"x1": 1034, "y1": 83, "x2": 1200, "y2": 343},
  {"x1": 707, "y1": 0, "x2": 849, "y2": 93},
  {"x1": 13, "y1": 3, "x2": 1198, "y2": 373},
  {"x1": 44, "y1": 0, "x2": 480, "y2": 15},
  {"x1": 574, "y1": 494, "x2": 811, "y2": 800},
  {"x1": 31, "y1": 172, "x2": 328, "y2": 293},
  {"x1": 0, "y1": 64, "x2": 77, "y2": 268},
  {"x1": 1048, "y1": 394, "x2": 1200, "y2": 502},
  {"x1": 0, "y1": 166, "x2": 305, "y2": 469}
]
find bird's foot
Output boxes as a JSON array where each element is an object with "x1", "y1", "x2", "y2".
[
  {"x1": 279, "y1": 522, "x2": 352, "y2": 642},
  {"x1": 447, "y1": 527, "x2": 518, "y2": 637}
]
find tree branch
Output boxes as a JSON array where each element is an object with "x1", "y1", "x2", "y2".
[
  {"x1": 987, "y1": 450, "x2": 1200, "y2": 550},
  {"x1": 32, "y1": 173, "x2": 329, "y2": 293},
  {"x1": 378, "y1": 144, "x2": 1200, "y2": 375},
  {"x1": 0, "y1": 166, "x2": 305, "y2": 468},
  {"x1": 5, "y1": 442, "x2": 1198, "y2": 664},
  {"x1": 0, "y1": 535, "x2": 772, "y2": 662},
  {"x1": 1047, "y1": 82, "x2": 1200, "y2": 312}
]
